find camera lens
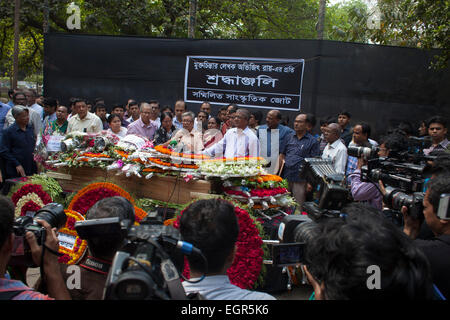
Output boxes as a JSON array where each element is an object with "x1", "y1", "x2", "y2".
[
  {"x1": 347, "y1": 146, "x2": 379, "y2": 159},
  {"x1": 34, "y1": 203, "x2": 67, "y2": 229}
]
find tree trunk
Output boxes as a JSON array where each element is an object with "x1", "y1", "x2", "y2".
[{"x1": 188, "y1": 0, "x2": 197, "y2": 38}]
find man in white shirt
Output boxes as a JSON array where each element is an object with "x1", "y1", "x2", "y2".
[
  {"x1": 67, "y1": 98, "x2": 103, "y2": 134},
  {"x1": 322, "y1": 123, "x2": 348, "y2": 175},
  {"x1": 25, "y1": 89, "x2": 44, "y2": 121},
  {"x1": 180, "y1": 198, "x2": 276, "y2": 300},
  {"x1": 165, "y1": 111, "x2": 204, "y2": 153},
  {"x1": 203, "y1": 108, "x2": 259, "y2": 158}
]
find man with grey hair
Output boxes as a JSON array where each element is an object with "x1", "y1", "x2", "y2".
[
  {"x1": 127, "y1": 102, "x2": 159, "y2": 140},
  {"x1": 4, "y1": 91, "x2": 42, "y2": 138},
  {"x1": 0, "y1": 106, "x2": 37, "y2": 179},
  {"x1": 321, "y1": 122, "x2": 348, "y2": 175},
  {"x1": 165, "y1": 111, "x2": 204, "y2": 153},
  {"x1": 204, "y1": 108, "x2": 259, "y2": 158}
]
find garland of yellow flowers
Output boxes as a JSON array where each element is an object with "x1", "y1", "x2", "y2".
[
  {"x1": 58, "y1": 210, "x2": 88, "y2": 265},
  {"x1": 79, "y1": 152, "x2": 111, "y2": 158},
  {"x1": 134, "y1": 206, "x2": 148, "y2": 224},
  {"x1": 202, "y1": 156, "x2": 266, "y2": 163},
  {"x1": 142, "y1": 168, "x2": 165, "y2": 173}
]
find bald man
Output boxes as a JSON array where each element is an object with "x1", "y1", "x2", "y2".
[{"x1": 321, "y1": 123, "x2": 348, "y2": 175}]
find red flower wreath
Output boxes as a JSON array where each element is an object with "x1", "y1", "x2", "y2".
[
  {"x1": 173, "y1": 202, "x2": 264, "y2": 290},
  {"x1": 70, "y1": 188, "x2": 120, "y2": 216}
]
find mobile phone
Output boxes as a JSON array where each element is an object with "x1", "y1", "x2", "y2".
[
  {"x1": 437, "y1": 194, "x2": 450, "y2": 220},
  {"x1": 271, "y1": 242, "x2": 305, "y2": 266}
]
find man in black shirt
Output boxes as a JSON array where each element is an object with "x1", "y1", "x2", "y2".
[{"x1": 403, "y1": 173, "x2": 450, "y2": 299}]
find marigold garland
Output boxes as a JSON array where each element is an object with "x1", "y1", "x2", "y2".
[
  {"x1": 80, "y1": 152, "x2": 111, "y2": 158},
  {"x1": 249, "y1": 174, "x2": 283, "y2": 183},
  {"x1": 148, "y1": 158, "x2": 198, "y2": 170},
  {"x1": 154, "y1": 145, "x2": 210, "y2": 160},
  {"x1": 58, "y1": 210, "x2": 88, "y2": 265},
  {"x1": 134, "y1": 206, "x2": 148, "y2": 224},
  {"x1": 142, "y1": 168, "x2": 165, "y2": 173},
  {"x1": 14, "y1": 193, "x2": 45, "y2": 217},
  {"x1": 224, "y1": 187, "x2": 288, "y2": 198},
  {"x1": 203, "y1": 156, "x2": 266, "y2": 163}
]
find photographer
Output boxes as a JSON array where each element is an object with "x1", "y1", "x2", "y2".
[
  {"x1": 179, "y1": 198, "x2": 276, "y2": 300},
  {"x1": 60, "y1": 196, "x2": 135, "y2": 300},
  {"x1": 0, "y1": 196, "x2": 70, "y2": 300},
  {"x1": 402, "y1": 173, "x2": 450, "y2": 299},
  {"x1": 302, "y1": 202, "x2": 433, "y2": 300},
  {"x1": 350, "y1": 157, "x2": 383, "y2": 210}
]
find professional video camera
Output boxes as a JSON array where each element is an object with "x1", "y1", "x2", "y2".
[
  {"x1": 75, "y1": 215, "x2": 206, "y2": 300},
  {"x1": 10, "y1": 203, "x2": 66, "y2": 267},
  {"x1": 299, "y1": 158, "x2": 350, "y2": 221}
]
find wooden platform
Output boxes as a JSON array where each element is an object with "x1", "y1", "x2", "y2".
[{"x1": 46, "y1": 166, "x2": 214, "y2": 204}]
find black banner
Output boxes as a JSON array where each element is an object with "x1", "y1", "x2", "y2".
[{"x1": 185, "y1": 56, "x2": 304, "y2": 111}]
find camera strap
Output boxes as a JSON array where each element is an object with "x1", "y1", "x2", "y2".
[{"x1": 80, "y1": 256, "x2": 112, "y2": 275}]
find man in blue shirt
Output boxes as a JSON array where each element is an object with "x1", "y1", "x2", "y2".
[
  {"x1": 280, "y1": 113, "x2": 320, "y2": 207},
  {"x1": 0, "y1": 106, "x2": 37, "y2": 179},
  {"x1": 180, "y1": 198, "x2": 276, "y2": 300},
  {"x1": 257, "y1": 110, "x2": 294, "y2": 173}
]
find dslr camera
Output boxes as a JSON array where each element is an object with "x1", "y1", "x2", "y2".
[
  {"x1": 299, "y1": 158, "x2": 350, "y2": 221},
  {"x1": 10, "y1": 203, "x2": 67, "y2": 267},
  {"x1": 75, "y1": 214, "x2": 206, "y2": 300}
]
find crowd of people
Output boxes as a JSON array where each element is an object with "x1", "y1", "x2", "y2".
[{"x1": 0, "y1": 88, "x2": 449, "y2": 300}]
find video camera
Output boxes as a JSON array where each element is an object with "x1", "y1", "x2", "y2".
[
  {"x1": 263, "y1": 215, "x2": 311, "y2": 267},
  {"x1": 299, "y1": 158, "x2": 350, "y2": 221},
  {"x1": 10, "y1": 203, "x2": 66, "y2": 267},
  {"x1": 353, "y1": 139, "x2": 434, "y2": 221},
  {"x1": 75, "y1": 215, "x2": 206, "y2": 300}
]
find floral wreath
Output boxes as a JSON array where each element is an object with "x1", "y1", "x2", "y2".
[
  {"x1": 170, "y1": 198, "x2": 267, "y2": 290},
  {"x1": 67, "y1": 182, "x2": 147, "y2": 224},
  {"x1": 11, "y1": 184, "x2": 53, "y2": 217},
  {"x1": 58, "y1": 210, "x2": 88, "y2": 265}
]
